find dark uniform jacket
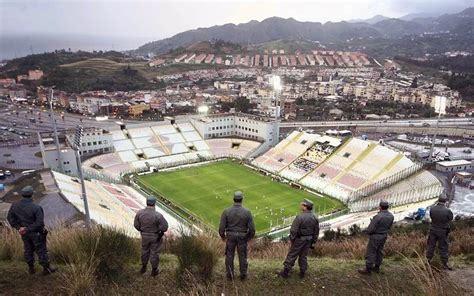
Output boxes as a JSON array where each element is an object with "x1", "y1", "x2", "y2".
[
  {"x1": 429, "y1": 203, "x2": 453, "y2": 231},
  {"x1": 289, "y1": 211, "x2": 320, "y2": 241},
  {"x1": 7, "y1": 198, "x2": 45, "y2": 233},
  {"x1": 366, "y1": 210, "x2": 394, "y2": 236},
  {"x1": 219, "y1": 203, "x2": 255, "y2": 239},
  {"x1": 134, "y1": 207, "x2": 169, "y2": 234}
]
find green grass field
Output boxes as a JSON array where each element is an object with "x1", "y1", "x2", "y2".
[{"x1": 137, "y1": 160, "x2": 344, "y2": 234}]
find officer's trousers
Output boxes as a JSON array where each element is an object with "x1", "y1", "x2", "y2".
[
  {"x1": 426, "y1": 229, "x2": 449, "y2": 264},
  {"x1": 365, "y1": 234, "x2": 387, "y2": 269},
  {"x1": 225, "y1": 233, "x2": 248, "y2": 277},
  {"x1": 141, "y1": 233, "x2": 162, "y2": 269},
  {"x1": 22, "y1": 231, "x2": 49, "y2": 267},
  {"x1": 283, "y1": 239, "x2": 312, "y2": 273}
]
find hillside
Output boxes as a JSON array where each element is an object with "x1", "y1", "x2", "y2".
[
  {"x1": 0, "y1": 219, "x2": 473, "y2": 295},
  {"x1": 134, "y1": 8, "x2": 474, "y2": 56},
  {"x1": 0, "y1": 51, "x2": 166, "y2": 93},
  {"x1": 2, "y1": 257, "x2": 471, "y2": 295}
]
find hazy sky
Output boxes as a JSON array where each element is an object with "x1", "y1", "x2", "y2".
[{"x1": 1, "y1": 0, "x2": 473, "y2": 40}]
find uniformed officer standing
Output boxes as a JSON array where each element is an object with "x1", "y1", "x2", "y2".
[
  {"x1": 278, "y1": 199, "x2": 319, "y2": 279},
  {"x1": 219, "y1": 191, "x2": 255, "y2": 281},
  {"x1": 358, "y1": 200, "x2": 394, "y2": 275},
  {"x1": 7, "y1": 186, "x2": 57, "y2": 275},
  {"x1": 134, "y1": 196, "x2": 169, "y2": 277},
  {"x1": 426, "y1": 195, "x2": 454, "y2": 270}
]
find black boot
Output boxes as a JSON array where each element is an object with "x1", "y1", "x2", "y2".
[
  {"x1": 299, "y1": 271, "x2": 305, "y2": 279},
  {"x1": 28, "y1": 264, "x2": 36, "y2": 275},
  {"x1": 151, "y1": 268, "x2": 159, "y2": 277},
  {"x1": 441, "y1": 262, "x2": 453, "y2": 271},
  {"x1": 357, "y1": 264, "x2": 372, "y2": 275},
  {"x1": 277, "y1": 268, "x2": 290, "y2": 279},
  {"x1": 42, "y1": 265, "x2": 58, "y2": 275},
  {"x1": 239, "y1": 274, "x2": 247, "y2": 281},
  {"x1": 140, "y1": 264, "x2": 147, "y2": 274},
  {"x1": 372, "y1": 265, "x2": 380, "y2": 273}
]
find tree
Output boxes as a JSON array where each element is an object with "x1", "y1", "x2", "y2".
[{"x1": 234, "y1": 97, "x2": 250, "y2": 113}]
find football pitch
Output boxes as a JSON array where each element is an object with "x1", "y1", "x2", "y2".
[{"x1": 137, "y1": 160, "x2": 344, "y2": 234}]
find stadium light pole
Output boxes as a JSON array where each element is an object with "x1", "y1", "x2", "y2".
[
  {"x1": 48, "y1": 87, "x2": 64, "y2": 173},
  {"x1": 271, "y1": 75, "x2": 282, "y2": 119},
  {"x1": 73, "y1": 125, "x2": 92, "y2": 229},
  {"x1": 428, "y1": 96, "x2": 446, "y2": 163}
]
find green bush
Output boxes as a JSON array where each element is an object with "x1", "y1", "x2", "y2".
[
  {"x1": 173, "y1": 230, "x2": 219, "y2": 284},
  {"x1": 48, "y1": 226, "x2": 139, "y2": 281},
  {"x1": 75, "y1": 226, "x2": 139, "y2": 280}
]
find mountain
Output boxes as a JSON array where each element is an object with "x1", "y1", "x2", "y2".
[
  {"x1": 348, "y1": 15, "x2": 390, "y2": 24},
  {"x1": 135, "y1": 7, "x2": 474, "y2": 56}
]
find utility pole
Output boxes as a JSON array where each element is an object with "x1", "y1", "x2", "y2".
[
  {"x1": 73, "y1": 125, "x2": 92, "y2": 229},
  {"x1": 49, "y1": 88, "x2": 64, "y2": 172}
]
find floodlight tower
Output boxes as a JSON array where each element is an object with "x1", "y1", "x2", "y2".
[
  {"x1": 271, "y1": 75, "x2": 282, "y2": 119},
  {"x1": 73, "y1": 125, "x2": 92, "y2": 229},
  {"x1": 428, "y1": 96, "x2": 446, "y2": 163},
  {"x1": 49, "y1": 87, "x2": 64, "y2": 172}
]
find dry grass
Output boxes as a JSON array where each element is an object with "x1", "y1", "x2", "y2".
[
  {"x1": 0, "y1": 226, "x2": 24, "y2": 261},
  {"x1": 404, "y1": 252, "x2": 467, "y2": 296},
  {"x1": 59, "y1": 255, "x2": 98, "y2": 296}
]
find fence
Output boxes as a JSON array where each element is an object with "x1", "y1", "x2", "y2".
[
  {"x1": 348, "y1": 162, "x2": 424, "y2": 202},
  {"x1": 349, "y1": 183, "x2": 443, "y2": 212}
]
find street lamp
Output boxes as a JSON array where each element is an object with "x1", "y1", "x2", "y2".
[{"x1": 73, "y1": 125, "x2": 92, "y2": 229}]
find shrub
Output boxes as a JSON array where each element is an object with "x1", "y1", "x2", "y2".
[
  {"x1": 75, "y1": 226, "x2": 139, "y2": 280},
  {"x1": 173, "y1": 229, "x2": 219, "y2": 284},
  {"x1": 49, "y1": 226, "x2": 139, "y2": 281}
]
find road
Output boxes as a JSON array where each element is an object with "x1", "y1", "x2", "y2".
[
  {"x1": 280, "y1": 118, "x2": 472, "y2": 128},
  {"x1": 0, "y1": 102, "x2": 144, "y2": 137}
]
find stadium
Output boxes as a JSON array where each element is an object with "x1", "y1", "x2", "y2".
[{"x1": 51, "y1": 113, "x2": 443, "y2": 237}]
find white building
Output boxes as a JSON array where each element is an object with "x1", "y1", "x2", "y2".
[
  {"x1": 436, "y1": 160, "x2": 473, "y2": 173},
  {"x1": 39, "y1": 128, "x2": 115, "y2": 176},
  {"x1": 65, "y1": 127, "x2": 114, "y2": 157},
  {"x1": 39, "y1": 134, "x2": 78, "y2": 175},
  {"x1": 191, "y1": 113, "x2": 280, "y2": 151}
]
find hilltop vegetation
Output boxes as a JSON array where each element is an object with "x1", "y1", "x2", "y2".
[
  {"x1": 395, "y1": 55, "x2": 474, "y2": 103},
  {"x1": 0, "y1": 50, "x2": 166, "y2": 93},
  {"x1": 0, "y1": 218, "x2": 473, "y2": 295}
]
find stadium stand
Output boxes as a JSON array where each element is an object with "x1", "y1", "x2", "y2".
[
  {"x1": 350, "y1": 171, "x2": 443, "y2": 212},
  {"x1": 252, "y1": 131, "x2": 322, "y2": 173},
  {"x1": 252, "y1": 132, "x2": 438, "y2": 207},
  {"x1": 52, "y1": 171, "x2": 182, "y2": 236},
  {"x1": 83, "y1": 121, "x2": 263, "y2": 179}
]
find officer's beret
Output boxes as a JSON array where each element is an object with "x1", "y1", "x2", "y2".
[
  {"x1": 379, "y1": 200, "x2": 389, "y2": 208},
  {"x1": 146, "y1": 195, "x2": 157, "y2": 205},
  {"x1": 234, "y1": 191, "x2": 243, "y2": 201},
  {"x1": 438, "y1": 195, "x2": 448, "y2": 203},
  {"x1": 302, "y1": 199, "x2": 313, "y2": 208},
  {"x1": 21, "y1": 186, "x2": 34, "y2": 198}
]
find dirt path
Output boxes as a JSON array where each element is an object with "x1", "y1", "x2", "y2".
[{"x1": 448, "y1": 266, "x2": 474, "y2": 294}]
